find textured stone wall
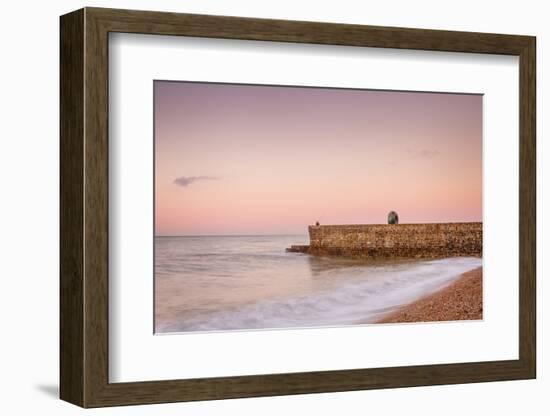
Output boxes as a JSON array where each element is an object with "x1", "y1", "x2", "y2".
[{"x1": 308, "y1": 223, "x2": 482, "y2": 259}]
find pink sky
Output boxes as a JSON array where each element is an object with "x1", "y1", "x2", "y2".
[{"x1": 155, "y1": 81, "x2": 482, "y2": 236}]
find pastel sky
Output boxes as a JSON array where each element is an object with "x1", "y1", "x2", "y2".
[{"x1": 155, "y1": 81, "x2": 482, "y2": 236}]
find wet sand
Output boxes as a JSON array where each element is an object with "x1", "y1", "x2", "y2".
[{"x1": 378, "y1": 267, "x2": 482, "y2": 324}]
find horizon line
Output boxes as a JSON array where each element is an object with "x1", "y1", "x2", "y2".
[
  {"x1": 155, "y1": 221, "x2": 483, "y2": 238},
  {"x1": 155, "y1": 233, "x2": 309, "y2": 238}
]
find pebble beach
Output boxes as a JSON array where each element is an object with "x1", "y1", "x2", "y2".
[{"x1": 377, "y1": 267, "x2": 483, "y2": 324}]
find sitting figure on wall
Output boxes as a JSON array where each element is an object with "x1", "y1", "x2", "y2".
[{"x1": 387, "y1": 211, "x2": 399, "y2": 225}]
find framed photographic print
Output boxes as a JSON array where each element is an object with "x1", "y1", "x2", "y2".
[{"x1": 60, "y1": 7, "x2": 536, "y2": 408}]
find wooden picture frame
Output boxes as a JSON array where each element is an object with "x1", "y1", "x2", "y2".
[{"x1": 60, "y1": 7, "x2": 536, "y2": 408}]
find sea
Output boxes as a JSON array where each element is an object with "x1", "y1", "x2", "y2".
[{"x1": 154, "y1": 235, "x2": 482, "y2": 334}]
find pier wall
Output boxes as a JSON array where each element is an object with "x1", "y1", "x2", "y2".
[{"x1": 307, "y1": 223, "x2": 482, "y2": 259}]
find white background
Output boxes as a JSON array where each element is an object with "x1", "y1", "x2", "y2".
[
  {"x1": 110, "y1": 34, "x2": 519, "y2": 382},
  {"x1": 0, "y1": 0, "x2": 546, "y2": 415}
]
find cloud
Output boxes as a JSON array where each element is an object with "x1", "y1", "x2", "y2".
[{"x1": 173, "y1": 176, "x2": 219, "y2": 187}]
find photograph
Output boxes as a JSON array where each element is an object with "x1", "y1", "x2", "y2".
[{"x1": 154, "y1": 81, "x2": 483, "y2": 334}]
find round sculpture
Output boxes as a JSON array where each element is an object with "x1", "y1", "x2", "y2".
[{"x1": 387, "y1": 211, "x2": 399, "y2": 225}]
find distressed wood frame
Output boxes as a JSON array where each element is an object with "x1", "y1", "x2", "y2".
[{"x1": 60, "y1": 7, "x2": 536, "y2": 408}]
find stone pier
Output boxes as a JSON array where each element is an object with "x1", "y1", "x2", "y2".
[{"x1": 286, "y1": 222, "x2": 482, "y2": 259}]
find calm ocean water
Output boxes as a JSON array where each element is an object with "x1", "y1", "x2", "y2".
[{"x1": 154, "y1": 235, "x2": 481, "y2": 333}]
